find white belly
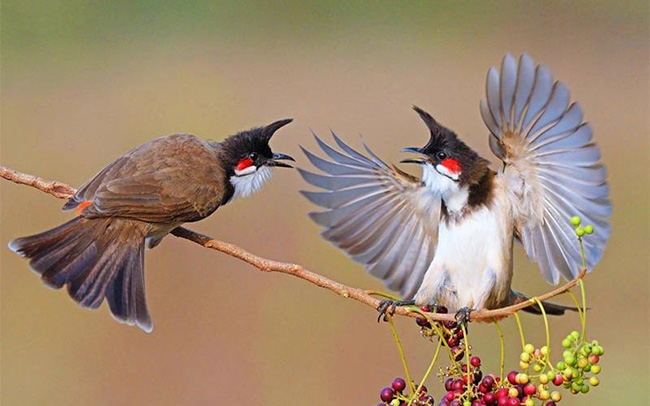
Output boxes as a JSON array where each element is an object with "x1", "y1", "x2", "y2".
[{"x1": 414, "y1": 202, "x2": 513, "y2": 311}]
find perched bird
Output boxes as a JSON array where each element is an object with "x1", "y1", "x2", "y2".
[
  {"x1": 9, "y1": 119, "x2": 295, "y2": 332},
  {"x1": 300, "y1": 54, "x2": 610, "y2": 320}
]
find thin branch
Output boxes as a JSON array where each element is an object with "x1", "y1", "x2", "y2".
[{"x1": 1, "y1": 164, "x2": 586, "y2": 322}]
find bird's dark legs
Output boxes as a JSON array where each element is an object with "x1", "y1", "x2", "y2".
[
  {"x1": 377, "y1": 299, "x2": 416, "y2": 322},
  {"x1": 455, "y1": 306, "x2": 473, "y2": 332}
]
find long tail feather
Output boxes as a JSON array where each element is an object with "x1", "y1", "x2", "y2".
[
  {"x1": 9, "y1": 217, "x2": 153, "y2": 332},
  {"x1": 511, "y1": 290, "x2": 581, "y2": 316}
]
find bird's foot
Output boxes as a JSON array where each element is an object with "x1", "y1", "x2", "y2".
[
  {"x1": 454, "y1": 307, "x2": 474, "y2": 332},
  {"x1": 376, "y1": 299, "x2": 416, "y2": 322}
]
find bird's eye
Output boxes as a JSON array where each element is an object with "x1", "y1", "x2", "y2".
[
  {"x1": 249, "y1": 152, "x2": 258, "y2": 161},
  {"x1": 436, "y1": 151, "x2": 447, "y2": 160}
]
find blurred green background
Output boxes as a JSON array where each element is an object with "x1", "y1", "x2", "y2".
[{"x1": 2, "y1": 1, "x2": 648, "y2": 405}]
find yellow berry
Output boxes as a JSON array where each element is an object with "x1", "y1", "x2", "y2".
[
  {"x1": 589, "y1": 377, "x2": 600, "y2": 386},
  {"x1": 551, "y1": 391, "x2": 562, "y2": 402}
]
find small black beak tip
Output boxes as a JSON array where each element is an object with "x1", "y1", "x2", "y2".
[
  {"x1": 270, "y1": 153, "x2": 295, "y2": 168},
  {"x1": 399, "y1": 158, "x2": 424, "y2": 165}
]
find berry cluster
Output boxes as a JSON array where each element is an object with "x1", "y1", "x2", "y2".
[
  {"x1": 570, "y1": 216, "x2": 594, "y2": 237},
  {"x1": 556, "y1": 331, "x2": 603, "y2": 394},
  {"x1": 377, "y1": 377, "x2": 434, "y2": 406},
  {"x1": 416, "y1": 305, "x2": 466, "y2": 362}
]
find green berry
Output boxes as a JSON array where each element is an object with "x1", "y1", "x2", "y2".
[
  {"x1": 557, "y1": 361, "x2": 566, "y2": 370},
  {"x1": 533, "y1": 364, "x2": 542, "y2": 372},
  {"x1": 565, "y1": 354, "x2": 577, "y2": 366},
  {"x1": 541, "y1": 346, "x2": 549, "y2": 356},
  {"x1": 570, "y1": 216, "x2": 582, "y2": 226},
  {"x1": 584, "y1": 224, "x2": 594, "y2": 234},
  {"x1": 523, "y1": 343, "x2": 535, "y2": 354},
  {"x1": 561, "y1": 339, "x2": 572, "y2": 348},
  {"x1": 463, "y1": 401, "x2": 471, "y2": 406},
  {"x1": 575, "y1": 227, "x2": 585, "y2": 236},
  {"x1": 570, "y1": 331, "x2": 581, "y2": 340},
  {"x1": 520, "y1": 353, "x2": 531, "y2": 362},
  {"x1": 581, "y1": 384, "x2": 590, "y2": 393}
]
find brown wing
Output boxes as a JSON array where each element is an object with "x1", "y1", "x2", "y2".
[{"x1": 65, "y1": 134, "x2": 227, "y2": 224}]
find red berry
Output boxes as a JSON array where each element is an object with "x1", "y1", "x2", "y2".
[
  {"x1": 552, "y1": 374, "x2": 564, "y2": 386},
  {"x1": 437, "y1": 305, "x2": 449, "y2": 314},
  {"x1": 483, "y1": 392, "x2": 496, "y2": 404},
  {"x1": 416, "y1": 317, "x2": 431, "y2": 328},
  {"x1": 445, "y1": 391, "x2": 456, "y2": 401},
  {"x1": 507, "y1": 397, "x2": 519, "y2": 406},
  {"x1": 507, "y1": 371, "x2": 518, "y2": 385},
  {"x1": 380, "y1": 387, "x2": 394, "y2": 402},
  {"x1": 523, "y1": 383, "x2": 536, "y2": 396},
  {"x1": 445, "y1": 378, "x2": 454, "y2": 391},
  {"x1": 497, "y1": 398, "x2": 508, "y2": 406},
  {"x1": 589, "y1": 354, "x2": 600, "y2": 364},
  {"x1": 546, "y1": 403, "x2": 557, "y2": 406},
  {"x1": 447, "y1": 337, "x2": 460, "y2": 347},
  {"x1": 470, "y1": 356, "x2": 481, "y2": 367},
  {"x1": 496, "y1": 388, "x2": 509, "y2": 399},
  {"x1": 482, "y1": 376, "x2": 495, "y2": 389},
  {"x1": 418, "y1": 385, "x2": 428, "y2": 394},
  {"x1": 421, "y1": 305, "x2": 431, "y2": 312},
  {"x1": 443, "y1": 320, "x2": 457, "y2": 329},
  {"x1": 391, "y1": 378, "x2": 406, "y2": 392}
]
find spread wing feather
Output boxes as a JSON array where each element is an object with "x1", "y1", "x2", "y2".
[
  {"x1": 481, "y1": 53, "x2": 611, "y2": 284},
  {"x1": 299, "y1": 133, "x2": 441, "y2": 299}
]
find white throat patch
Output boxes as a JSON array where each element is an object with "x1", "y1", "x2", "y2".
[
  {"x1": 421, "y1": 163, "x2": 468, "y2": 214},
  {"x1": 230, "y1": 166, "x2": 272, "y2": 201}
]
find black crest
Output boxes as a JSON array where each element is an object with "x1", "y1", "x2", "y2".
[
  {"x1": 218, "y1": 118, "x2": 293, "y2": 167},
  {"x1": 413, "y1": 106, "x2": 489, "y2": 185}
]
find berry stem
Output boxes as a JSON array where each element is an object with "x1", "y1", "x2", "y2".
[
  {"x1": 492, "y1": 318, "x2": 505, "y2": 382},
  {"x1": 461, "y1": 323, "x2": 472, "y2": 399},
  {"x1": 532, "y1": 297, "x2": 551, "y2": 374},
  {"x1": 368, "y1": 291, "x2": 403, "y2": 301},
  {"x1": 411, "y1": 338, "x2": 443, "y2": 405},
  {"x1": 513, "y1": 312, "x2": 526, "y2": 351},
  {"x1": 386, "y1": 314, "x2": 415, "y2": 394},
  {"x1": 578, "y1": 279, "x2": 588, "y2": 341},
  {"x1": 566, "y1": 290, "x2": 585, "y2": 331},
  {"x1": 577, "y1": 236, "x2": 589, "y2": 339},
  {"x1": 415, "y1": 309, "x2": 462, "y2": 372}
]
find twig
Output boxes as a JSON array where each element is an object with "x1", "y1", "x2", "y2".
[{"x1": 0, "y1": 164, "x2": 586, "y2": 322}]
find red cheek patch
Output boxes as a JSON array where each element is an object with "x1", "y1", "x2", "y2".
[
  {"x1": 236, "y1": 157, "x2": 254, "y2": 171},
  {"x1": 441, "y1": 158, "x2": 461, "y2": 174}
]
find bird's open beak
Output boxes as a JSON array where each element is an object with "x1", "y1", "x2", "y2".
[
  {"x1": 399, "y1": 147, "x2": 428, "y2": 165},
  {"x1": 269, "y1": 152, "x2": 295, "y2": 168}
]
